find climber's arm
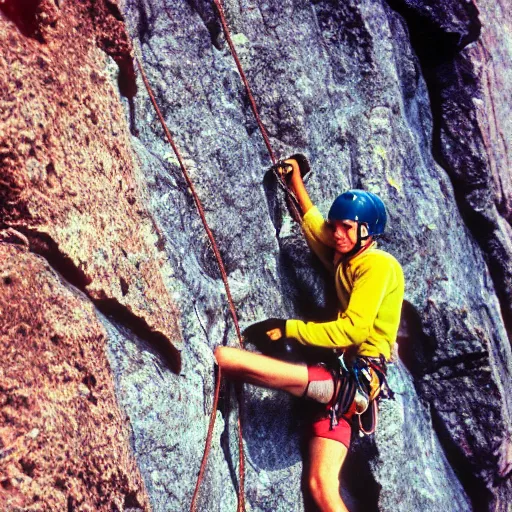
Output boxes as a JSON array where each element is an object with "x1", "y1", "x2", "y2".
[
  {"x1": 283, "y1": 158, "x2": 313, "y2": 215},
  {"x1": 278, "y1": 155, "x2": 335, "y2": 269}
]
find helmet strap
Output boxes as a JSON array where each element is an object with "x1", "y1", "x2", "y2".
[{"x1": 341, "y1": 223, "x2": 365, "y2": 262}]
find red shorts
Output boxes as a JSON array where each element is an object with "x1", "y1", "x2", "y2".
[{"x1": 307, "y1": 365, "x2": 352, "y2": 448}]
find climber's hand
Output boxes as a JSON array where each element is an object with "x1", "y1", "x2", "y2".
[
  {"x1": 271, "y1": 154, "x2": 310, "y2": 186},
  {"x1": 275, "y1": 161, "x2": 294, "y2": 177},
  {"x1": 286, "y1": 154, "x2": 310, "y2": 179},
  {"x1": 243, "y1": 318, "x2": 286, "y2": 349}
]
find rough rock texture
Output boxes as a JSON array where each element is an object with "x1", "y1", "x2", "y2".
[
  {"x1": 0, "y1": 0, "x2": 182, "y2": 372},
  {"x1": 387, "y1": 0, "x2": 512, "y2": 337},
  {"x1": 1, "y1": 0, "x2": 512, "y2": 511},
  {"x1": 119, "y1": 0, "x2": 512, "y2": 510},
  {"x1": 0, "y1": 241, "x2": 150, "y2": 511}
]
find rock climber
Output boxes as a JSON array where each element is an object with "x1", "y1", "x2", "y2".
[{"x1": 215, "y1": 155, "x2": 404, "y2": 512}]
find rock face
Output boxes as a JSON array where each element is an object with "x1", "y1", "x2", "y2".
[
  {"x1": 1, "y1": 0, "x2": 511, "y2": 511},
  {"x1": 388, "y1": 0, "x2": 512, "y2": 344},
  {"x1": 0, "y1": 241, "x2": 150, "y2": 510},
  {"x1": 0, "y1": 0, "x2": 182, "y2": 372}
]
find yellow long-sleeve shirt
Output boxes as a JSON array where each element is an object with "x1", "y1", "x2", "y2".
[{"x1": 285, "y1": 206, "x2": 404, "y2": 360}]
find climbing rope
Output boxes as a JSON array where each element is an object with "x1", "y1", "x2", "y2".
[
  {"x1": 212, "y1": 0, "x2": 276, "y2": 164},
  {"x1": 190, "y1": 365, "x2": 223, "y2": 507},
  {"x1": 212, "y1": 0, "x2": 304, "y2": 223},
  {"x1": 136, "y1": 0, "x2": 308, "y2": 507},
  {"x1": 135, "y1": 56, "x2": 243, "y2": 347},
  {"x1": 134, "y1": 54, "x2": 246, "y2": 512},
  {"x1": 189, "y1": 0, "x2": 308, "y2": 506}
]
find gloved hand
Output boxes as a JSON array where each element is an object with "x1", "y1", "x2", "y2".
[
  {"x1": 243, "y1": 318, "x2": 286, "y2": 347},
  {"x1": 244, "y1": 318, "x2": 306, "y2": 362}
]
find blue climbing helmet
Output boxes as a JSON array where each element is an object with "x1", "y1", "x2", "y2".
[{"x1": 328, "y1": 190, "x2": 387, "y2": 236}]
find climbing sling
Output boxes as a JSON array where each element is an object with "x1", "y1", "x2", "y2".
[{"x1": 329, "y1": 354, "x2": 394, "y2": 435}]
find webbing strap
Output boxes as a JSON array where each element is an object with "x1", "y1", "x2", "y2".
[{"x1": 133, "y1": 53, "x2": 246, "y2": 512}]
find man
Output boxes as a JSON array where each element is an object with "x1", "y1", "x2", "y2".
[{"x1": 215, "y1": 156, "x2": 404, "y2": 512}]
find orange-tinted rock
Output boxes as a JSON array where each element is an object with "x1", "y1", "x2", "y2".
[
  {"x1": 0, "y1": 0, "x2": 181, "y2": 371},
  {"x1": 0, "y1": 241, "x2": 150, "y2": 511}
]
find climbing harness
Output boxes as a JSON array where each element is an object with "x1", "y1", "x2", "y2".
[{"x1": 329, "y1": 354, "x2": 394, "y2": 435}]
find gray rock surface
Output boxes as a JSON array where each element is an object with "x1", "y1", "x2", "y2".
[{"x1": 116, "y1": 0, "x2": 511, "y2": 510}]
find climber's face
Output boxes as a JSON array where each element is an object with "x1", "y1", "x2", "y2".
[
  {"x1": 331, "y1": 219, "x2": 358, "y2": 253},
  {"x1": 331, "y1": 220, "x2": 369, "y2": 254}
]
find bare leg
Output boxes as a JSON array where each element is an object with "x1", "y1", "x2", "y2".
[
  {"x1": 308, "y1": 437, "x2": 349, "y2": 512},
  {"x1": 216, "y1": 346, "x2": 347, "y2": 509},
  {"x1": 214, "y1": 346, "x2": 308, "y2": 397}
]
